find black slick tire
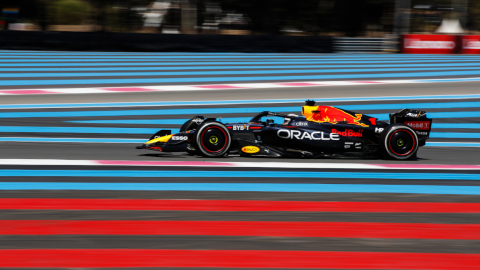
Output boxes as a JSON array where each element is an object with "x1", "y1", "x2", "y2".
[
  {"x1": 379, "y1": 124, "x2": 419, "y2": 160},
  {"x1": 195, "y1": 122, "x2": 231, "y2": 157}
]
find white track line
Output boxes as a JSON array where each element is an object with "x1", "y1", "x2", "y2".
[{"x1": 2, "y1": 159, "x2": 479, "y2": 170}]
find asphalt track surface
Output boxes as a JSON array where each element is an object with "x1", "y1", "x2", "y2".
[{"x1": 1, "y1": 51, "x2": 480, "y2": 269}]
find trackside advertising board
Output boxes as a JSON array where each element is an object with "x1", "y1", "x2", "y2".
[
  {"x1": 402, "y1": 34, "x2": 459, "y2": 54},
  {"x1": 459, "y1": 35, "x2": 480, "y2": 54}
]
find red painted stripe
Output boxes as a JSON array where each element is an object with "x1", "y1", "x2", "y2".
[
  {"x1": 1, "y1": 199, "x2": 479, "y2": 213},
  {"x1": 1, "y1": 249, "x2": 478, "y2": 268},
  {"x1": 1, "y1": 220, "x2": 479, "y2": 239}
]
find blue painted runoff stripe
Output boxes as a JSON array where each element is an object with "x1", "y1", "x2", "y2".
[
  {"x1": 0, "y1": 125, "x2": 475, "y2": 138},
  {"x1": 2, "y1": 51, "x2": 480, "y2": 57},
  {"x1": 4, "y1": 63, "x2": 480, "y2": 72},
  {"x1": 5, "y1": 59, "x2": 480, "y2": 67},
  {"x1": 426, "y1": 142, "x2": 480, "y2": 147},
  {"x1": 4, "y1": 55, "x2": 478, "y2": 63},
  {"x1": 433, "y1": 123, "x2": 480, "y2": 129},
  {"x1": 0, "y1": 107, "x2": 478, "y2": 119},
  {"x1": 427, "y1": 111, "x2": 480, "y2": 119},
  {"x1": 68, "y1": 117, "x2": 268, "y2": 125},
  {"x1": 339, "y1": 101, "x2": 480, "y2": 111},
  {"x1": 59, "y1": 100, "x2": 480, "y2": 120},
  {"x1": 4, "y1": 55, "x2": 460, "y2": 60},
  {"x1": 3, "y1": 70, "x2": 480, "y2": 86},
  {"x1": 2, "y1": 95, "x2": 480, "y2": 110},
  {"x1": 2, "y1": 55, "x2": 471, "y2": 59},
  {"x1": 0, "y1": 170, "x2": 479, "y2": 180},
  {"x1": 69, "y1": 119, "x2": 480, "y2": 130},
  {"x1": 5, "y1": 66, "x2": 480, "y2": 78},
  {"x1": 430, "y1": 132, "x2": 480, "y2": 139},
  {"x1": 0, "y1": 107, "x2": 301, "y2": 118},
  {"x1": 0, "y1": 182, "x2": 479, "y2": 195},
  {"x1": 419, "y1": 77, "x2": 480, "y2": 83},
  {"x1": 2, "y1": 52, "x2": 478, "y2": 57},
  {"x1": 0, "y1": 137, "x2": 146, "y2": 143},
  {"x1": 369, "y1": 111, "x2": 480, "y2": 120}
]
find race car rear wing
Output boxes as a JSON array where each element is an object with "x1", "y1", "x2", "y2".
[{"x1": 389, "y1": 109, "x2": 432, "y2": 143}]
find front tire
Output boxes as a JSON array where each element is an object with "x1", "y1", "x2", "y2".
[
  {"x1": 195, "y1": 122, "x2": 231, "y2": 157},
  {"x1": 379, "y1": 124, "x2": 419, "y2": 160}
]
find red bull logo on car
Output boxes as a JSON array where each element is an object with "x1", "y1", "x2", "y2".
[
  {"x1": 302, "y1": 105, "x2": 369, "y2": 127},
  {"x1": 332, "y1": 129, "x2": 363, "y2": 137}
]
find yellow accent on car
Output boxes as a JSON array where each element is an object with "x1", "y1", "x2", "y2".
[
  {"x1": 146, "y1": 134, "x2": 172, "y2": 144},
  {"x1": 301, "y1": 106, "x2": 318, "y2": 119},
  {"x1": 241, "y1": 146, "x2": 260, "y2": 154}
]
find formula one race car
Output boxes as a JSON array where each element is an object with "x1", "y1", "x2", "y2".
[{"x1": 136, "y1": 100, "x2": 432, "y2": 160}]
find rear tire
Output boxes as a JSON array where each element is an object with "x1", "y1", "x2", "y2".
[
  {"x1": 379, "y1": 124, "x2": 419, "y2": 160},
  {"x1": 195, "y1": 122, "x2": 231, "y2": 157}
]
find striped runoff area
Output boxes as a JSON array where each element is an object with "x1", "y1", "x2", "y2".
[
  {"x1": 2, "y1": 51, "x2": 480, "y2": 92},
  {"x1": 1, "y1": 159, "x2": 480, "y2": 268},
  {"x1": 2, "y1": 51, "x2": 480, "y2": 268},
  {"x1": 2, "y1": 94, "x2": 480, "y2": 147}
]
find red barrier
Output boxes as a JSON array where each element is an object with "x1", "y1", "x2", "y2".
[
  {"x1": 460, "y1": 35, "x2": 480, "y2": 54},
  {"x1": 2, "y1": 220, "x2": 480, "y2": 239},
  {"x1": 2, "y1": 199, "x2": 480, "y2": 213},
  {"x1": 402, "y1": 34, "x2": 459, "y2": 54},
  {"x1": 2, "y1": 249, "x2": 480, "y2": 268}
]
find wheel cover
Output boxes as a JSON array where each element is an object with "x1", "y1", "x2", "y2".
[
  {"x1": 200, "y1": 126, "x2": 228, "y2": 153},
  {"x1": 388, "y1": 130, "x2": 415, "y2": 156},
  {"x1": 209, "y1": 135, "x2": 219, "y2": 144}
]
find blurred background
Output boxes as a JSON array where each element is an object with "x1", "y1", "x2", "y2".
[{"x1": 0, "y1": 0, "x2": 475, "y2": 37}]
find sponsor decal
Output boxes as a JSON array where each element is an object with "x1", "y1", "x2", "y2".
[
  {"x1": 415, "y1": 131, "x2": 428, "y2": 136},
  {"x1": 405, "y1": 121, "x2": 430, "y2": 130},
  {"x1": 460, "y1": 36, "x2": 480, "y2": 54},
  {"x1": 295, "y1": 121, "x2": 309, "y2": 127},
  {"x1": 171, "y1": 136, "x2": 188, "y2": 141},
  {"x1": 404, "y1": 38, "x2": 456, "y2": 49},
  {"x1": 332, "y1": 129, "x2": 363, "y2": 137},
  {"x1": 241, "y1": 146, "x2": 260, "y2": 154},
  {"x1": 375, "y1": 127, "x2": 384, "y2": 134},
  {"x1": 232, "y1": 125, "x2": 249, "y2": 131},
  {"x1": 344, "y1": 145, "x2": 350, "y2": 149},
  {"x1": 303, "y1": 105, "x2": 369, "y2": 127},
  {"x1": 463, "y1": 39, "x2": 480, "y2": 50},
  {"x1": 355, "y1": 142, "x2": 362, "y2": 149},
  {"x1": 405, "y1": 111, "x2": 426, "y2": 118},
  {"x1": 345, "y1": 142, "x2": 353, "y2": 144},
  {"x1": 277, "y1": 129, "x2": 340, "y2": 141},
  {"x1": 402, "y1": 35, "x2": 458, "y2": 54}
]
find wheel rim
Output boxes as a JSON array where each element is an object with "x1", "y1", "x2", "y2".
[
  {"x1": 200, "y1": 126, "x2": 228, "y2": 153},
  {"x1": 388, "y1": 130, "x2": 415, "y2": 156}
]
